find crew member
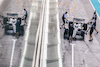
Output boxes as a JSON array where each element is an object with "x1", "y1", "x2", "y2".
[
  {"x1": 92, "y1": 17, "x2": 98, "y2": 34},
  {"x1": 20, "y1": 19, "x2": 25, "y2": 35},
  {"x1": 61, "y1": 12, "x2": 68, "y2": 29},
  {"x1": 16, "y1": 18, "x2": 21, "y2": 38},
  {"x1": 93, "y1": 11, "x2": 97, "y2": 21},
  {"x1": 69, "y1": 22, "x2": 74, "y2": 43},
  {"x1": 73, "y1": 23, "x2": 79, "y2": 39},
  {"x1": 12, "y1": 18, "x2": 17, "y2": 34},
  {"x1": 24, "y1": 9, "x2": 27, "y2": 23},
  {"x1": 87, "y1": 22, "x2": 94, "y2": 41}
]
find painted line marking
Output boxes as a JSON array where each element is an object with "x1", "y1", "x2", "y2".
[
  {"x1": 18, "y1": 0, "x2": 21, "y2": 7},
  {"x1": 19, "y1": 12, "x2": 33, "y2": 67},
  {"x1": 0, "y1": 0, "x2": 4, "y2": 6},
  {"x1": 58, "y1": 2, "x2": 60, "y2": 5},
  {"x1": 84, "y1": 50, "x2": 89, "y2": 54},
  {"x1": 65, "y1": 1, "x2": 69, "y2": 7},
  {"x1": 57, "y1": 14, "x2": 63, "y2": 67},
  {"x1": 85, "y1": 64, "x2": 88, "y2": 67},
  {"x1": 57, "y1": 1, "x2": 62, "y2": 67},
  {"x1": 70, "y1": 43, "x2": 76, "y2": 67},
  {"x1": 9, "y1": 39, "x2": 17, "y2": 67},
  {"x1": 0, "y1": 44, "x2": 2, "y2": 47},
  {"x1": 72, "y1": 4, "x2": 75, "y2": 11}
]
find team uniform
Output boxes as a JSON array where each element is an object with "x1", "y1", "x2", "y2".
[
  {"x1": 92, "y1": 18, "x2": 96, "y2": 28},
  {"x1": 12, "y1": 18, "x2": 17, "y2": 34},
  {"x1": 20, "y1": 19, "x2": 25, "y2": 35},
  {"x1": 16, "y1": 19, "x2": 20, "y2": 33},
  {"x1": 90, "y1": 24, "x2": 94, "y2": 35},
  {"x1": 62, "y1": 14, "x2": 66, "y2": 25},
  {"x1": 69, "y1": 22, "x2": 73, "y2": 37},
  {"x1": 73, "y1": 23, "x2": 79, "y2": 38},
  {"x1": 24, "y1": 11, "x2": 27, "y2": 21},
  {"x1": 94, "y1": 13, "x2": 97, "y2": 20},
  {"x1": 92, "y1": 12, "x2": 98, "y2": 34}
]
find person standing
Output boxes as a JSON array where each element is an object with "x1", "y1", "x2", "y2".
[
  {"x1": 93, "y1": 11, "x2": 97, "y2": 21},
  {"x1": 73, "y1": 23, "x2": 79, "y2": 39},
  {"x1": 16, "y1": 18, "x2": 21, "y2": 38},
  {"x1": 69, "y1": 22, "x2": 74, "y2": 43},
  {"x1": 20, "y1": 19, "x2": 25, "y2": 36},
  {"x1": 12, "y1": 18, "x2": 17, "y2": 35},
  {"x1": 61, "y1": 12, "x2": 68, "y2": 29},
  {"x1": 24, "y1": 9, "x2": 28, "y2": 23},
  {"x1": 87, "y1": 22, "x2": 94, "y2": 41},
  {"x1": 92, "y1": 17, "x2": 98, "y2": 34}
]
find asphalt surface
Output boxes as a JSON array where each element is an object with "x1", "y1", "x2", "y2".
[
  {"x1": 0, "y1": 0, "x2": 100, "y2": 67},
  {"x1": 58, "y1": 0, "x2": 100, "y2": 67},
  {"x1": 0, "y1": 0, "x2": 32, "y2": 67}
]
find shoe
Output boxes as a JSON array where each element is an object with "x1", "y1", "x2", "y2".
[
  {"x1": 96, "y1": 32, "x2": 98, "y2": 34},
  {"x1": 89, "y1": 39, "x2": 92, "y2": 41},
  {"x1": 69, "y1": 40, "x2": 70, "y2": 43},
  {"x1": 60, "y1": 27, "x2": 62, "y2": 29},
  {"x1": 89, "y1": 39, "x2": 93, "y2": 41},
  {"x1": 73, "y1": 37, "x2": 76, "y2": 40}
]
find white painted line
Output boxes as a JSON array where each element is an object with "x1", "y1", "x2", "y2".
[
  {"x1": 57, "y1": 14, "x2": 63, "y2": 67},
  {"x1": 19, "y1": 12, "x2": 33, "y2": 67},
  {"x1": 0, "y1": 0, "x2": 4, "y2": 6},
  {"x1": 9, "y1": 39, "x2": 17, "y2": 67},
  {"x1": 89, "y1": 0, "x2": 100, "y2": 20},
  {"x1": 85, "y1": 64, "x2": 88, "y2": 67},
  {"x1": 57, "y1": 1, "x2": 63, "y2": 67},
  {"x1": 0, "y1": 44, "x2": 2, "y2": 47},
  {"x1": 93, "y1": 35, "x2": 99, "y2": 45},
  {"x1": 40, "y1": 0, "x2": 49, "y2": 67},
  {"x1": 84, "y1": 50, "x2": 89, "y2": 54},
  {"x1": 70, "y1": 44, "x2": 76, "y2": 67}
]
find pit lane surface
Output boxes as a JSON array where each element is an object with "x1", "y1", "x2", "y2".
[
  {"x1": 0, "y1": 0, "x2": 31, "y2": 67},
  {"x1": 58, "y1": 0, "x2": 100, "y2": 67}
]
